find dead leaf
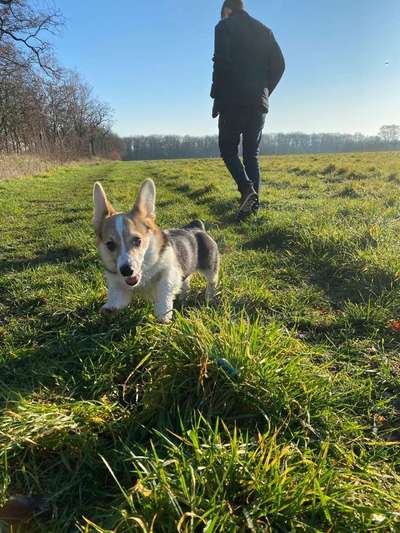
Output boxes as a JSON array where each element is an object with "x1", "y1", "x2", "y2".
[{"x1": 387, "y1": 320, "x2": 400, "y2": 332}]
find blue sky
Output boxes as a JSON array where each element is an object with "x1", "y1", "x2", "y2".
[{"x1": 52, "y1": 0, "x2": 400, "y2": 136}]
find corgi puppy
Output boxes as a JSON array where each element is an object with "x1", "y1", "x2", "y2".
[{"x1": 93, "y1": 179, "x2": 220, "y2": 323}]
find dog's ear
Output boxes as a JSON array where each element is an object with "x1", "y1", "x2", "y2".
[
  {"x1": 131, "y1": 179, "x2": 156, "y2": 220},
  {"x1": 93, "y1": 182, "x2": 115, "y2": 233}
]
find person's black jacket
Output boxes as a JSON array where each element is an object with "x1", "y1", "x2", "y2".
[{"x1": 211, "y1": 10, "x2": 285, "y2": 113}]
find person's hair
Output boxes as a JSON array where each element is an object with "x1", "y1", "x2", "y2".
[{"x1": 221, "y1": 0, "x2": 244, "y2": 18}]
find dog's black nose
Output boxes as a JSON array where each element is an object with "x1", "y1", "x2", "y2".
[{"x1": 120, "y1": 264, "x2": 134, "y2": 277}]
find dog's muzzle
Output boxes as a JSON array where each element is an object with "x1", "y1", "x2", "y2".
[{"x1": 119, "y1": 263, "x2": 141, "y2": 287}]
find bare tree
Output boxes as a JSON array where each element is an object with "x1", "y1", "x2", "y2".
[
  {"x1": 0, "y1": 3, "x2": 119, "y2": 160},
  {"x1": 0, "y1": 0, "x2": 62, "y2": 74},
  {"x1": 43, "y1": 71, "x2": 113, "y2": 157},
  {"x1": 0, "y1": 62, "x2": 116, "y2": 159},
  {"x1": 379, "y1": 125, "x2": 400, "y2": 143}
]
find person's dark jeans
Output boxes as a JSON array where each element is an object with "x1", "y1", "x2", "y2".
[{"x1": 218, "y1": 106, "x2": 266, "y2": 195}]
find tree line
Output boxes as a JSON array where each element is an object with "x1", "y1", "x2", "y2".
[
  {"x1": 0, "y1": 0, "x2": 122, "y2": 159},
  {"x1": 122, "y1": 127, "x2": 400, "y2": 161}
]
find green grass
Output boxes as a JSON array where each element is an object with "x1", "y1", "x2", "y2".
[{"x1": 1, "y1": 152, "x2": 400, "y2": 531}]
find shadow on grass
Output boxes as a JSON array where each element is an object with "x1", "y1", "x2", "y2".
[
  {"x1": 62, "y1": 216, "x2": 86, "y2": 225},
  {"x1": 244, "y1": 226, "x2": 397, "y2": 306},
  {"x1": 0, "y1": 305, "x2": 144, "y2": 401},
  {"x1": 0, "y1": 246, "x2": 91, "y2": 275},
  {"x1": 187, "y1": 184, "x2": 216, "y2": 200},
  {"x1": 244, "y1": 226, "x2": 295, "y2": 252},
  {"x1": 173, "y1": 184, "x2": 191, "y2": 194},
  {"x1": 165, "y1": 178, "x2": 247, "y2": 225},
  {"x1": 202, "y1": 198, "x2": 242, "y2": 224}
]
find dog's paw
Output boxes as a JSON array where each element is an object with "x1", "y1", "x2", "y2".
[
  {"x1": 157, "y1": 313, "x2": 173, "y2": 324},
  {"x1": 100, "y1": 305, "x2": 118, "y2": 316}
]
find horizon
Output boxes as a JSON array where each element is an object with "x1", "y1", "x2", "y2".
[
  {"x1": 52, "y1": 0, "x2": 400, "y2": 137},
  {"x1": 119, "y1": 129, "x2": 395, "y2": 139}
]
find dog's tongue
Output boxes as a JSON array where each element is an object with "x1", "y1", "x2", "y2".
[{"x1": 125, "y1": 274, "x2": 140, "y2": 287}]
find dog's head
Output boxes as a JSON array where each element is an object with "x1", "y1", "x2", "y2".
[{"x1": 93, "y1": 179, "x2": 158, "y2": 287}]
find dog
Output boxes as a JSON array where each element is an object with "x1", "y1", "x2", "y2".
[{"x1": 93, "y1": 178, "x2": 220, "y2": 323}]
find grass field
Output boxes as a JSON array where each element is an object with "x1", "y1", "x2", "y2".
[{"x1": 1, "y1": 152, "x2": 400, "y2": 532}]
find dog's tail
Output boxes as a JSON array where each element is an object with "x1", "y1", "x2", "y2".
[{"x1": 183, "y1": 219, "x2": 205, "y2": 231}]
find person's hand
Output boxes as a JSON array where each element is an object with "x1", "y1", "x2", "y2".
[{"x1": 212, "y1": 100, "x2": 220, "y2": 119}]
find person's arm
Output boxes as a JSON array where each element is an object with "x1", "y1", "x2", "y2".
[
  {"x1": 211, "y1": 22, "x2": 231, "y2": 105},
  {"x1": 266, "y1": 31, "x2": 285, "y2": 95}
]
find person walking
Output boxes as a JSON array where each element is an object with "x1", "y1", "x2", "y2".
[{"x1": 211, "y1": 0, "x2": 285, "y2": 218}]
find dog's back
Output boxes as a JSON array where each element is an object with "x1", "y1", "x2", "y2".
[{"x1": 165, "y1": 220, "x2": 219, "y2": 283}]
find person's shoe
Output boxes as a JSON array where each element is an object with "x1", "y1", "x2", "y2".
[{"x1": 238, "y1": 185, "x2": 258, "y2": 216}]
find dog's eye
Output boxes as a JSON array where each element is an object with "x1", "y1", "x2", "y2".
[
  {"x1": 131, "y1": 237, "x2": 142, "y2": 247},
  {"x1": 106, "y1": 241, "x2": 116, "y2": 252}
]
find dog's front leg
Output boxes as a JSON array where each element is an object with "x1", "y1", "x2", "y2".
[
  {"x1": 154, "y1": 273, "x2": 181, "y2": 323},
  {"x1": 101, "y1": 272, "x2": 133, "y2": 315}
]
